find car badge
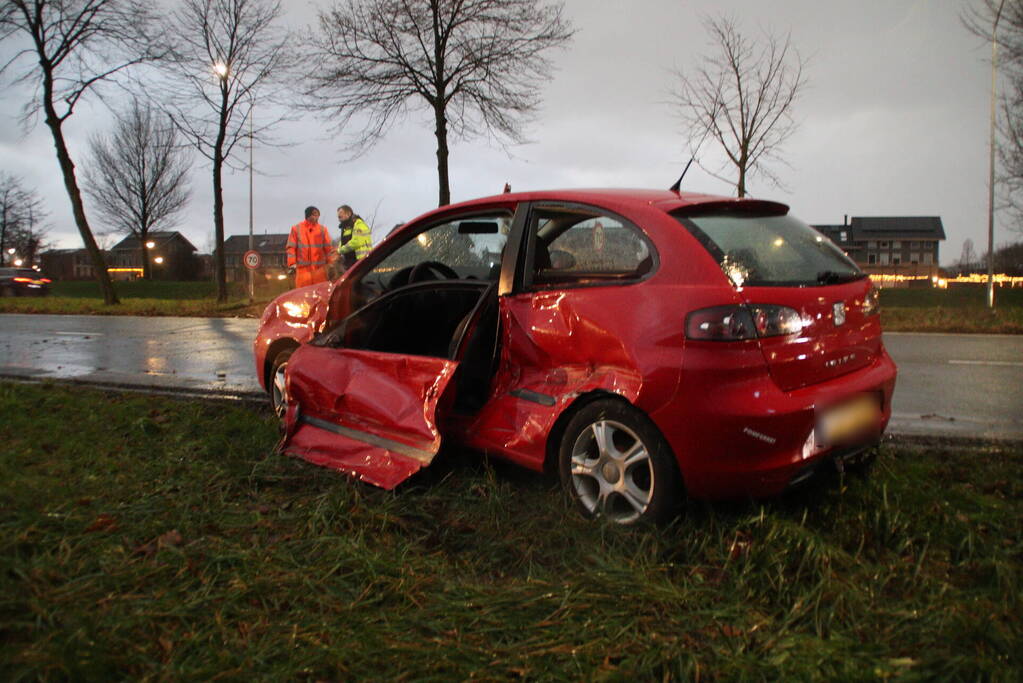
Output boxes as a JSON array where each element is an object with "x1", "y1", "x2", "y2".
[{"x1": 833, "y1": 301, "x2": 846, "y2": 326}]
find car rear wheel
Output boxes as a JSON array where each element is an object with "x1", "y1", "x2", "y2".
[
  {"x1": 269, "y1": 348, "x2": 294, "y2": 420},
  {"x1": 558, "y1": 399, "x2": 681, "y2": 525}
]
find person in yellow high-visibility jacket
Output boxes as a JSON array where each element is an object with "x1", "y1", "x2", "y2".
[
  {"x1": 286, "y1": 206, "x2": 333, "y2": 287},
  {"x1": 336, "y1": 205, "x2": 373, "y2": 270}
]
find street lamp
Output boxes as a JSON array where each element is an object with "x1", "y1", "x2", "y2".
[
  {"x1": 247, "y1": 94, "x2": 254, "y2": 303},
  {"x1": 987, "y1": 0, "x2": 1007, "y2": 309}
]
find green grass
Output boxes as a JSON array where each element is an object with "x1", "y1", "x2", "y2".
[
  {"x1": 51, "y1": 280, "x2": 223, "y2": 300},
  {"x1": 1, "y1": 382, "x2": 1020, "y2": 679},
  {"x1": 0, "y1": 280, "x2": 288, "y2": 317},
  {"x1": 880, "y1": 286, "x2": 1023, "y2": 333}
]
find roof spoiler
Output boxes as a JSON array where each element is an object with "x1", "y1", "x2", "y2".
[{"x1": 673, "y1": 199, "x2": 790, "y2": 217}]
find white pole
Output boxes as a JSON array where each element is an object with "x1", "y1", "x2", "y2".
[
  {"x1": 248, "y1": 98, "x2": 254, "y2": 303},
  {"x1": 988, "y1": 0, "x2": 1006, "y2": 309}
]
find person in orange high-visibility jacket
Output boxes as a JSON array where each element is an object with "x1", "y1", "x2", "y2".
[{"x1": 286, "y1": 206, "x2": 334, "y2": 288}]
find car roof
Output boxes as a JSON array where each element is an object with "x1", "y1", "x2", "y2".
[{"x1": 438, "y1": 188, "x2": 789, "y2": 216}]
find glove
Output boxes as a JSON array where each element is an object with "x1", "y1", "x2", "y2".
[{"x1": 287, "y1": 265, "x2": 296, "y2": 276}]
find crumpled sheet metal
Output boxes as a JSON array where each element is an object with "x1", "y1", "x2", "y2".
[
  {"x1": 461, "y1": 288, "x2": 682, "y2": 470},
  {"x1": 280, "y1": 345, "x2": 458, "y2": 489}
]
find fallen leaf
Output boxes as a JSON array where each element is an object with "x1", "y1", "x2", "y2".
[{"x1": 85, "y1": 514, "x2": 117, "y2": 533}]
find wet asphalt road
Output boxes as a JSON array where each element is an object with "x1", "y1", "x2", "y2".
[{"x1": 0, "y1": 314, "x2": 1020, "y2": 440}]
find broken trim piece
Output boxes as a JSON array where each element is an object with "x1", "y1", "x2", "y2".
[
  {"x1": 300, "y1": 415, "x2": 435, "y2": 464},
  {"x1": 511, "y1": 388, "x2": 557, "y2": 406}
]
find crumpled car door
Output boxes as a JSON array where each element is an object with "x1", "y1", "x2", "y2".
[{"x1": 279, "y1": 344, "x2": 458, "y2": 489}]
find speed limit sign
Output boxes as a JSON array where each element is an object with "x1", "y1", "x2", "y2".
[{"x1": 243, "y1": 250, "x2": 262, "y2": 270}]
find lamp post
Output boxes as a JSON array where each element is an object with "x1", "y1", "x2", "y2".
[
  {"x1": 248, "y1": 96, "x2": 254, "y2": 303},
  {"x1": 988, "y1": 0, "x2": 1007, "y2": 309}
]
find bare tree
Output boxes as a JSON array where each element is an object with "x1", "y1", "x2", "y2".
[
  {"x1": 959, "y1": 238, "x2": 979, "y2": 272},
  {"x1": 0, "y1": 172, "x2": 29, "y2": 266},
  {"x1": 159, "y1": 0, "x2": 293, "y2": 302},
  {"x1": 965, "y1": 0, "x2": 1023, "y2": 235},
  {"x1": 0, "y1": 0, "x2": 160, "y2": 304},
  {"x1": 0, "y1": 172, "x2": 49, "y2": 266},
  {"x1": 307, "y1": 0, "x2": 574, "y2": 207},
  {"x1": 84, "y1": 99, "x2": 191, "y2": 279},
  {"x1": 670, "y1": 16, "x2": 807, "y2": 197}
]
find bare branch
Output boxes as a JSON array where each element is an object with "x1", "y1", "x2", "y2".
[
  {"x1": 0, "y1": 0, "x2": 164, "y2": 304},
  {"x1": 669, "y1": 15, "x2": 808, "y2": 197},
  {"x1": 0, "y1": 171, "x2": 52, "y2": 267},
  {"x1": 306, "y1": 0, "x2": 574, "y2": 206},
  {"x1": 83, "y1": 98, "x2": 192, "y2": 278},
  {"x1": 153, "y1": 0, "x2": 295, "y2": 302}
]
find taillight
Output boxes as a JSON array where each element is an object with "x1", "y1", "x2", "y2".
[
  {"x1": 686, "y1": 306, "x2": 756, "y2": 341},
  {"x1": 13, "y1": 277, "x2": 31, "y2": 283},
  {"x1": 686, "y1": 305, "x2": 803, "y2": 341},
  {"x1": 862, "y1": 287, "x2": 880, "y2": 316},
  {"x1": 749, "y1": 304, "x2": 804, "y2": 336}
]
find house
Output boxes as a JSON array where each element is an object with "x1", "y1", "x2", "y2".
[
  {"x1": 40, "y1": 248, "x2": 99, "y2": 280},
  {"x1": 223, "y1": 233, "x2": 290, "y2": 281},
  {"x1": 814, "y1": 216, "x2": 945, "y2": 283},
  {"x1": 109, "y1": 231, "x2": 201, "y2": 280}
]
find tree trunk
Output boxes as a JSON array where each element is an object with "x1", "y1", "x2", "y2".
[
  {"x1": 140, "y1": 228, "x2": 151, "y2": 279},
  {"x1": 212, "y1": 154, "x2": 227, "y2": 301},
  {"x1": 0, "y1": 203, "x2": 7, "y2": 267},
  {"x1": 212, "y1": 85, "x2": 229, "y2": 302},
  {"x1": 45, "y1": 115, "x2": 119, "y2": 304},
  {"x1": 434, "y1": 101, "x2": 450, "y2": 207}
]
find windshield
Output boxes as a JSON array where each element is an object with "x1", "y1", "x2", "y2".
[{"x1": 677, "y1": 212, "x2": 864, "y2": 287}]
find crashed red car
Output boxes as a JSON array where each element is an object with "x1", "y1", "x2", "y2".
[{"x1": 254, "y1": 188, "x2": 897, "y2": 524}]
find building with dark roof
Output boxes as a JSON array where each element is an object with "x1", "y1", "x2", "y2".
[
  {"x1": 814, "y1": 216, "x2": 945, "y2": 281},
  {"x1": 107, "y1": 231, "x2": 200, "y2": 279},
  {"x1": 223, "y1": 233, "x2": 291, "y2": 281},
  {"x1": 40, "y1": 248, "x2": 99, "y2": 281}
]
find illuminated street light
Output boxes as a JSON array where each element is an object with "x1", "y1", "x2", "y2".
[
  {"x1": 146, "y1": 241, "x2": 155, "y2": 249},
  {"x1": 154, "y1": 256, "x2": 164, "y2": 265},
  {"x1": 6, "y1": 248, "x2": 13, "y2": 255},
  {"x1": 213, "y1": 61, "x2": 228, "y2": 78},
  {"x1": 13, "y1": 259, "x2": 23, "y2": 266}
]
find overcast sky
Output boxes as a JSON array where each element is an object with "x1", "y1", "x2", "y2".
[{"x1": 0, "y1": 0, "x2": 1003, "y2": 265}]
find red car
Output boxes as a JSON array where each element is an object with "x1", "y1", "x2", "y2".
[{"x1": 254, "y1": 188, "x2": 896, "y2": 524}]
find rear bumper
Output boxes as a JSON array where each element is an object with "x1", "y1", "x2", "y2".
[{"x1": 652, "y1": 348, "x2": 897, "y2": 500}]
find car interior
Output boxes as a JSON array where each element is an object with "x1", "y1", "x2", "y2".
[{"x1": 310, "y1": 206, "x2": 655, "y2": 413}]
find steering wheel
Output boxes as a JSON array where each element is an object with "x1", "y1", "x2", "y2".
[{"x1": 409, "y1": 260, "x2": 459, "y2": 283}]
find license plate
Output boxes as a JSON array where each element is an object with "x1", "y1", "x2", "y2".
[{"x1": 816, "y1": 394, "x2": 881, "y2": 445}]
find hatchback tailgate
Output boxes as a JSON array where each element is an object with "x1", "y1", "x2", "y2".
[{"x1": 740, "y1": 279, "x2": 882, "y2": 392}]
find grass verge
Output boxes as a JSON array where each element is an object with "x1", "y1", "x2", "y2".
[
  {"x1": 1, "y1": 382, "x2": 1020, "y2": 679},
  {"x1": 880, "y1": 286, "x2": 1023, "y2": 333},
  {"x1": 0, "y1": 281, "x2": 282, "y2": 318}
]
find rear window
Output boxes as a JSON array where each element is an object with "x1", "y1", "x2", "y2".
[{"x1": 676, "y1": 212, "x2": 863, "y2": 287}]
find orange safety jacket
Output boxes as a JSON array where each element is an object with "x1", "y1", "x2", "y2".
[{"x1": 286, "y1": 219, "x2": 333, "y2": 287}]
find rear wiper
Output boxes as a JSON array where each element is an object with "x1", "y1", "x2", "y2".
[{"x1": 816, "y1": 270, "x2": 863, "y2": 285}]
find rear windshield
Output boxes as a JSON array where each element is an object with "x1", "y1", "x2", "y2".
[{"x1": 676, "y1": 212, "x2": 864, "y2": 287}]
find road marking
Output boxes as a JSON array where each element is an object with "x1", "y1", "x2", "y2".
[
  {"x1": 54, "y1": 331, "x2": 105, "y2": 337},
  {"x1": 948, "y1": 359, "x2": 1023, "y2": 367}
]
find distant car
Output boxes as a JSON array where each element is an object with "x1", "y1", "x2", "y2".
[
  {"x1": 254, "y1": 188, "x2": 897, "y2": 524},
  {"x1": 0, "y1": 267, "x2": 51, "y2": 296}
]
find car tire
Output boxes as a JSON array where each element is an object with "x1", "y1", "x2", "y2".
[
  {"x1": 558, "y1": 399, "x2": 682, "y2": 525},
  {"x1": 269, "y1": 347, "x2": 294, "y2": 420}
]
